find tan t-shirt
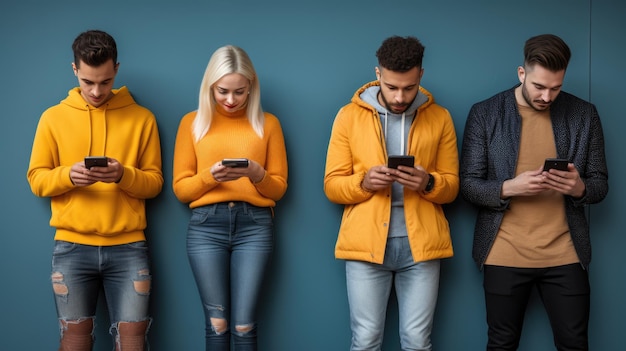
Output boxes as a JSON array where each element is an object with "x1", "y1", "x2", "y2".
[{"x1": 485, "y1": 104, "x2": 579, "y2": 268}]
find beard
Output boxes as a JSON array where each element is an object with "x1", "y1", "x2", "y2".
[
  {"x1": 521, "y1": 83, "x2": 551, "y2": 111},
  {"x1": 378, "y1": 91, "x2": 409, "y2": 113}
]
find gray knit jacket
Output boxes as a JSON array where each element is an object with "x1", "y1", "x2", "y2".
[{"x1": 460, "y1": 86, "x2": 609, "y2": 270}]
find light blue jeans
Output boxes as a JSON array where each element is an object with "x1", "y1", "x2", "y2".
[
  {"x1": 346, "y1": 236, "x2": 440, "y2": 351},
  {"x1": 51, "y1": 240, "x2": 152, "y2": 346},
  {"x1": 187, "y1": 201, "x2": 273, "y2": 351}
]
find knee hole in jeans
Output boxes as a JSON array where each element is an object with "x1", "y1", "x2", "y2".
[
  {"x1": 235, "y1": 323, "x2": 253, "y2": 334},
  {"x1": 60, "y1": 318, "x2": 94, "y2": 332},
  {"x1": 116, "y1": 320, "x2": 150, "y2": 336},
  {"x1": 59, "y1": 318, "x2": 94, "y2": 351},
  {"x1": 114, "y1": 320, "x2": 150, "y2": 351},
  {"x1": 210, "y1": 317, "x2": 228, "y2": 334}
]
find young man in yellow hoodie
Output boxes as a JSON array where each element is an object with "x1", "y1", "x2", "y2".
[
  {"x1": 27, "y1": 30, "x2": 163, "y2": 351},
  {"x1": 324, "y1": 36, "x2": 459, "y2": 350}
]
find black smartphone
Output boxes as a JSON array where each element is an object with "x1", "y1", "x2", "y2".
[
  {"x1": 222, "y1": 158, "x2": 249, "y2": 168},
  {"x1": 84, "y1": 156, "x2": 108, "y2": 169},
  {"x1": 387, "y1": 155, "x2": 415, "y2": 170},
  {"x1": 543, "y1": 158, "x2": 569, "y2": 171}
]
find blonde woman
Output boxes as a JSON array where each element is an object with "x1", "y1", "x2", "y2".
[{"x1": 173, "y1": 45, "x2": 288, "y2": 350}]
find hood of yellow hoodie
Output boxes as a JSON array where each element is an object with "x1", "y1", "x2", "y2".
[
  {"x1": 60, "y1": 86, "x2": 136, "y2": 156},
  {"x1": 61, "y1": 86, "x2": 135, "y2": 110},
  {"x1": 351, "y1": 80, "x2": 434, "y2": 114}
]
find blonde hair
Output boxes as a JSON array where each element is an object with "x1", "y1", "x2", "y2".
[{"x1": 192, "y1": 45, "x2": 264, "y2": 141}]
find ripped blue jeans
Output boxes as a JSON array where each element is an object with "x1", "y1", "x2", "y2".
[
  {"x1": 187, "y1": 202, "x2": 273, "y2": 351},
  {"x1": 51, "y1": 240, "x2": 152, "y2": 346}
]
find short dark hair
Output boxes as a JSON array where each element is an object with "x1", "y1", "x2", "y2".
[
  {"x1": 376, "y1": 36, "x2": 425, "y2": 72},
  {"x1": 524, "y1": 34, "x2": 571, "y2": 72},
  {"x1": 72, "y1": 30, "x2": 117, "y2": 68}
]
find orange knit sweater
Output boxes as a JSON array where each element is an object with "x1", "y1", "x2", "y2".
[{"x1": 172, "y1": 106, "x2": 288, "y2": 208}]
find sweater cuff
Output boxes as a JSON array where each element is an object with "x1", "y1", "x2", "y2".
[
  {"x1": 357, "y1": 172, "x2": 375, "y2": 196},
  {"x1": 200, "y1": 168, "x2": 219, "y2": 186},
  {"x1": 65, "y1": 167, "x2": 75, "y2": 186},
  {"x1": 252, "y1": 170, "x2": 267, "y2": 185}
]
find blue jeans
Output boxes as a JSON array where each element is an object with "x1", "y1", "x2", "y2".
[
  {"x1": 51, "y1": 240, "x2": 152, "y2": 344},
  {"x1": 187, "y1": 202, "x2": 273, "y2": 351},
  {"x1": 346, "y1": 236, "x2": 440, "y2": 351}
]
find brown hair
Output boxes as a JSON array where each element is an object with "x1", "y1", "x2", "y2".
[
  {"x1": 72, "y1": 30, "x2": 117, "y2": 68},
  {"x1": 524, "y1": 34, "x2": 571, "y2": 72}
]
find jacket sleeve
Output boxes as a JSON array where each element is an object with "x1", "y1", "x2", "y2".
[
  {"x1": 574, "y1": 104, "x2": 609, "y2": 206},
  {"x1": 460, "y1": 104, "x2": 510, "y2": 211},
  {"x1": 324, "y1": 108, "x2": 376, "y2": 205},
  {"x1": 422, "y1": 111, "x2": 460, "y2": 204}
]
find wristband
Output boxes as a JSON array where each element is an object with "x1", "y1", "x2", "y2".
[{"x1": 425, "y1": 174, "x2": 435, "y2": 192}]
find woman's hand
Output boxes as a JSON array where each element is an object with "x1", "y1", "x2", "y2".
[{"x1": 211, "y1": 159, "x2": 265, "y2": 183}]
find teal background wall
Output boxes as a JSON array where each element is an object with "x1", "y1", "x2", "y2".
[{"x1": 1, "y1": 1, "x2": 624, "y2": 350}]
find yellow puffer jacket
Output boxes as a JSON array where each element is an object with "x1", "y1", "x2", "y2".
[{"x1": 324, "y1": 81, "x2": 459, "y2": 264}]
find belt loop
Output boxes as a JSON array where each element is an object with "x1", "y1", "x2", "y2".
[
  {"x1": 242, "y1": 201, "x2": 248, "y2": 214},
  {"x1": 208, "y1": 203, "x2": 218, "y2": 215}
]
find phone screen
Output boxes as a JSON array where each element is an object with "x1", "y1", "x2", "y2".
[
  {"x1": 543, "y1": 158, "x2": 568, "y2": 171},
  {"x1": 222, "y1": 158, "x2": 249, "y2": 168},
  {"x1": 387, "y1": 155, "x2": 414, "y2": 169},
  {"x1": 85, "y1": 156, "x2": 108, "y2": 169}
]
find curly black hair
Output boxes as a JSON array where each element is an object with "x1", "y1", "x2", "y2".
[
  {"x1": 376, "y1": 36, "x2": 424, "y2": 72},
  {"x1": 72, "y1": 30, "x2": 117, "y2": 68}
]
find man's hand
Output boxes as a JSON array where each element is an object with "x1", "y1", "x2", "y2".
[
  {"x1": 361, "y1": 164, "x2": 429, "y2": 192},
  {"x1": 70, "y1": 158, "x2": 124, "y2": 186},
  {"x1": 501, "y1": 166, "x2": 547, "y2": 198},
  {"x1": 390, "y1": 165, "x2": 430, "y2": 192},
  {"x1": 542, "y1": 163, "x2": 585, "y2": 198},
  {"x1": 361, "y1": 165, "x2": 395, "y2": 192}
]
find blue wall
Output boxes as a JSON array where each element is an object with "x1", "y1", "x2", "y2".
[{"x1": 1, "y1": 1, "x2": 624, "y2": 350}]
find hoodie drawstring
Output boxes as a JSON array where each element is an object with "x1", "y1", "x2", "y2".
[
  {"x1": 87, "y1": 106, "x2": 93, "y2": 157},
  {"x1": 86, "y1": 103, "x2": 108, "y2": 157}
]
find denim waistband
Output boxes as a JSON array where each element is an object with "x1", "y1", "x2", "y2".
[{"x1": 202, "y1": 201, "x2": 254, "y2": 213}]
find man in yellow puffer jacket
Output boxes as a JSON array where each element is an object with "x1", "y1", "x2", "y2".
[{"x1": 324, "y1": 35, "x2": 459, "y2": 351}]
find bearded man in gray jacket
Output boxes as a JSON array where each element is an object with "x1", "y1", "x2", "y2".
[{"x1": 460, "y1": 34, "x2": 608, "y2": 351}]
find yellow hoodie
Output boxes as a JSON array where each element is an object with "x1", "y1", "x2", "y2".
[
  {"x1": 27, "y1": 87, "x2": 163, "y2": 246},
  {"x1": 324, "y1": 81, "x2": 459, "y2": 264}
]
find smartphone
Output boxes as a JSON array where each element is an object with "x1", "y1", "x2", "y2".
[
  {"x1": 222, "y1": 158, "x2": 249, "y2": 168},
  {"x1": 543, "y1": 158, "x2": 569, "y2": 171},
  {"x1": 387, "y1": 155, "x2": 415, "y2": 170},
  {"x1": 84, "y1": 156, "x2": 108, "y2": 169}
]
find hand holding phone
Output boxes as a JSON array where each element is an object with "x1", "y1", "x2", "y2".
[
  {"x1": 222, "y1": 158, "x2": 249, "y2": 168},
  {"x1": 85, "y1": 156, "x2": 108, "y2": 169},
  {"x1": 543, "y1": 158, "x2": 568, "y2": 171}
]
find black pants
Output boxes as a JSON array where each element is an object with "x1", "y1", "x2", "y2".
[{"x1": 483, "y1": 264, "x2": 590, "y2": 351}]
